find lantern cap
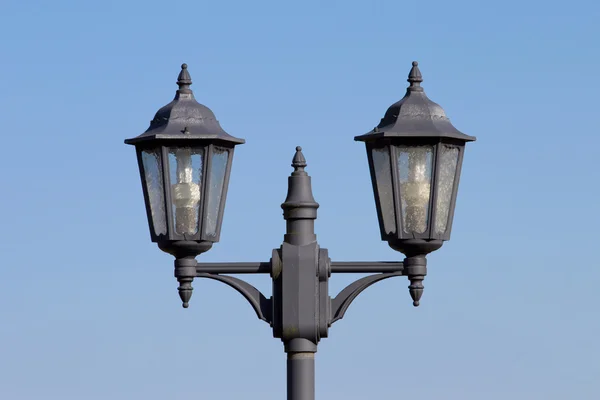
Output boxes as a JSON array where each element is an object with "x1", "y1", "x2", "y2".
[
  {"x1": 125, "y1": 63, "x2": 245, "y2": 146},
  {"x1": 355, "y1": 61, "x2": 476, "y2": 143}
]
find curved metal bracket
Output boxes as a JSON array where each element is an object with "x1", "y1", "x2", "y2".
[
  {"x1": 331, "y1": 272, "x2": 403, "y2": 324},
  {"x1": 196, "y1": 273, "x2": 272, "y2": 325}
]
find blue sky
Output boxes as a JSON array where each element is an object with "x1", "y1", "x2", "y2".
[{"x1": 1, "y1": 0, "x2": 599, "y2": 399}]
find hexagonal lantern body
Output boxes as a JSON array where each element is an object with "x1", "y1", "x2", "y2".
[
  {"x1": 356, "y1": 62, "x2": 475, "y2": 257},
  {"x1": 125, "y1": 64, "x2": 245, "y2": 258}
]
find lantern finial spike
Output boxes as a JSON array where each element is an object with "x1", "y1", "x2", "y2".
[
  {"x1": 407, "y1": 61, "x2": 424, "y2": 92},
  {"x1": 177, "y1": 278, "x2": 194, "y2": 308},
  {"x1": 292, "y1": 146, "x2": 307, "y2": 174},
  {"x1": 408, "y1": 278, "x2": 424, "y2": 307},
  {"x1": 177, "y1": 63, "x2": 193, "y2": 94},
  {"x1": 403, "y1": 255, "x2": 427, "y2": 307}
]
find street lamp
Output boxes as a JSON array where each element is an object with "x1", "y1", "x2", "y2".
[
  {"x1": 125, "y1": 62, "x2": 475, "y2": 400},
  {"x1": 355, "y1": 61, "x2": 476, "y2": 306},
  {"x1": 124, "y1": 64, "x2": 244, "y2": 306}
]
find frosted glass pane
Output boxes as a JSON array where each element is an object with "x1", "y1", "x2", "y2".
[
  {"x1": 397, "y1": 145, "x2": 433, "y2": 234},
  {"x1": 371, "y1": 147, "x2": 396, "y2": 235},
  {"x1": 204, "y1": 148, "x2": 229, "y2": 238},
  {"x1": 435, "y1": 146, "x2": 459, "y2": 235},
  {"x1": 169, "y1": 148, "x2": 203, "y2": 235},
  {"x1": 141, "y1": 149, "x2": 167, "y2": 236}
]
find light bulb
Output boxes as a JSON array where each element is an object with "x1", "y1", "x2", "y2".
[
  {"x1": 171, "y1": 149, "x2": 201, "y2": 235},
  {"x1": 401, "y1": 147, "x2": 431, "y2": 233}
]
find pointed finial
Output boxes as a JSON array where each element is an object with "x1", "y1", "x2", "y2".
[
  {"x1": 177, "y1": 63, "x2": 193, "y2": 94},
  {"x1": 292, "y1": 146, "x2": 307, "y2": 173},
  {"x1": 403, "y1": 255, "x2": 427, "y2": 307},
  {"x1": 407, "y1": 61, "x2": 423, "y2": 92},
  {"x1": 408, "y1": 278, "x2": 424, "y2": 307},
  {"x1": 281, "y1": 145, "x2": 319, "y2": 244},
  {"x1": 177, "y1": 278, "x2": 193, "y2": 308}
]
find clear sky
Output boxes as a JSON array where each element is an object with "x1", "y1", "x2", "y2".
[{"x1": 0, "y1": 0, "x2": 599, "y2": 399}]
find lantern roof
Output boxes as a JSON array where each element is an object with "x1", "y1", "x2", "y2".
[
  {"x1": 125, "y1": 64, "x2": 245, "y2": 146},
  {"x1": 355, "y1": 62, "x2": 476, "y2": 143}
]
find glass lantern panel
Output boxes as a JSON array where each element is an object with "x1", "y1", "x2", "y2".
[
  {"x1": 434, "y1": 145, "x2": 459, "y2": 235},
  {"x1": 396, "y1": 145, "x2": 434, "y2": 234},
  {"x1": 204, "y1": 147, "x2": 230, "y2": 238},
  {"x1": 141, "y1": 149, "x2": 167, "y2": 236},
  {"x1": 371, "y1": 147, "x2": 396, "y2": 235},
  {"x1": 168, "y1": 147, "x2": 204, "y2": 236}
]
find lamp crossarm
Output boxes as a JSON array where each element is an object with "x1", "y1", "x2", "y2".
[
  {"x1": 196, "y1": 262, "x2": 272, "y2": 274},
  {"x1": 330, "y1": 261, "x2": 404, "y2": 273},
  {"x1": 330, "y1": 270, "x2": 405, "y2": 324},
  {"x1": 194, "y1": 261, "x2": 273, "y2": 324},
  {"x1": 191, "y1": 261, "x2": 405, "y2": 326}
]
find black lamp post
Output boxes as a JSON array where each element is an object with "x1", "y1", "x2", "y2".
[{"x1": 125, "y1": 62, "x2": 475, "y2": 400}]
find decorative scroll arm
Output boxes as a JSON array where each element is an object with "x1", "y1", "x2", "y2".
[
  {"x1": 331, "y1": 272, "x2": 403, "y2": 324},
  {"x1": 196, "y1": 273, "x2": 272, "y2": 325}
]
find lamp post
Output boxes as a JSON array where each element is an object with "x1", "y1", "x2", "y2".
[{"x1": 125, "y1": 62, "x2": 475, "y2": 400}]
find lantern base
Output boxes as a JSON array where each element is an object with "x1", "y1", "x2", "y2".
[
  {"x1": 157, "y1": 240, "x2": 213, "y2": 258},
  {"x1": 387, "y1": 239, "x2": 443, "y2": 257}
]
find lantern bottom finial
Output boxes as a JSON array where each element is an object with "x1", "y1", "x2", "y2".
[
  {"x1": 178, "y1": 278, "x2": 193, "y2": 308},
  {"x1": 174, "y1": 254, "x2": 200, "y2": 308},
  {"x1": 408, "y1": 277, "x2": 424, "y2": 307},
  {"x1": 401, "y1": 253, "x2": 428, "y2": 307}
]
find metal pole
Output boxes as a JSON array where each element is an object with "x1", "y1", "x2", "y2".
[
  {"x1": 279, "y1": 148, "x2": 319, "y2": 400},
  {"x1": 287, "y1": 352, "x2": 315, "y2": 400}
]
